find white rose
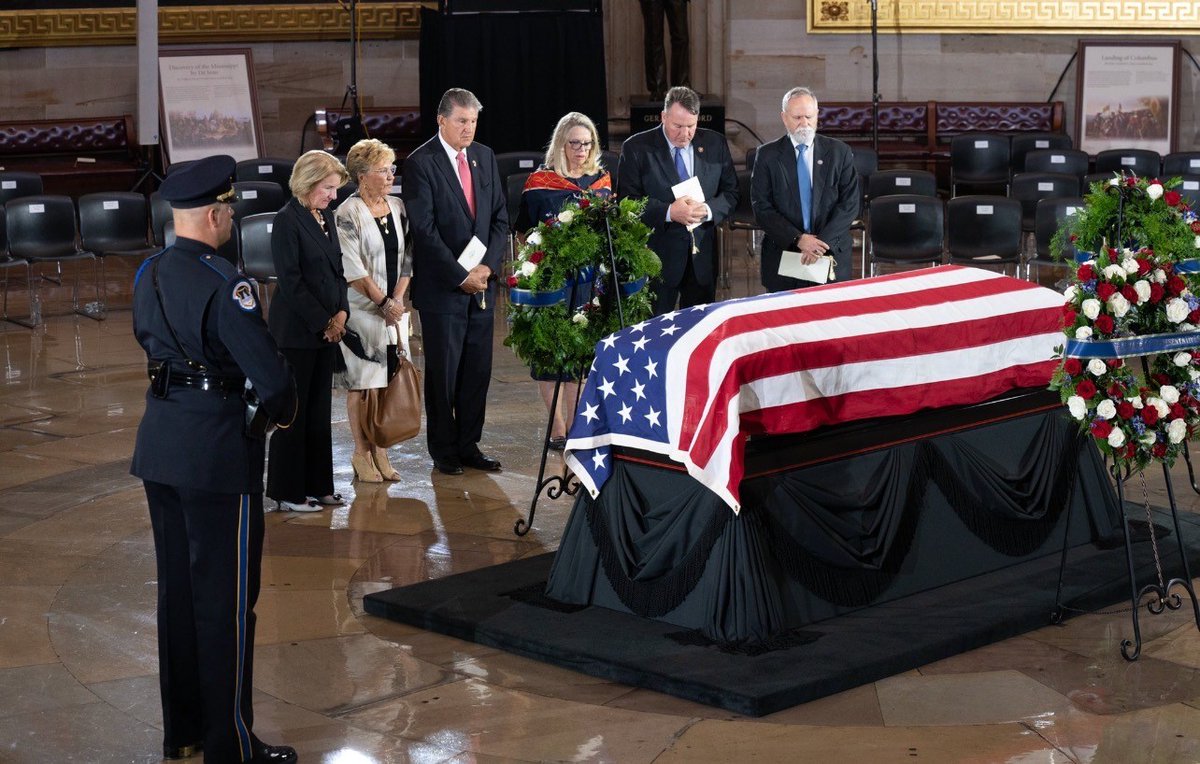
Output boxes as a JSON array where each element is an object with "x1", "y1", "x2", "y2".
[
  {"x1": 1087, "y1": 358, "x2": 1108, "y2": 376},
  {"x1": 1081, "y1": 299, "x2": 1102, "y2": 320},
  {"x1": 1129, "y1": 395, "x2": 1144, "y2": 409},
  {"x1": 1174, "y1": 352, "x2": 1193, "y2": 367},
  {"x1": 1194, "y1": 234, "x2": 1200, "y2": 249},
  {"x1": 1167, "y1": 298, "x2": 1190, "y2": 323},
  {"x1": 1108, "y1": 428, "x2": 1127, "y2": 448},
  {"x1": 1109, "y1": 177, "x2": 1120, "y2": 186},
  {"x1": 1103, "y1": 264, "x2": 1126, "y2": 282},
  {"x1": 1190, "y1": 368, "x2": 1200, "y2": 381},
  {"x1": 1067, "y1": 396, "x2": 1088, "y2": 420},
  {"x1": 526, "y1": 230, "x2": 542, "y2": 246},
  {"x1": 1146, "y1": 182, "x2": 1165, "y2": 200},
  {"x1": 1154, "y1": 269, "x2": 1168, "y2": 284},
  {"x1": 1064, "y1": 285, "x2": 1078, "y2": 302},
  {"x1": 1075, "y1": 326, "x2": 1094, "y2": 340},
  {"x1": 1108, "y1": 293, "x2": 1130, "y2": 318},
  {"x1": 1095, "y1": 399, "x2": 1117, "y2": 420},
  {"x1": 1160, "y1": 385, "x2": 1180, "y2": 404},
  {"x1": 1169, "y1": 418, "x2": 1188, "y2": 444},
  {"x1": 1154, "y1": 398, "x2": 1171, "y2": 419},
  {"x1": 1134, "y1": 280, "x2": 1152, "y2": 304},
  {"x1": 519, "y1": 260, "x2": 537, "y2": 277},
  {"x1": 1121, "y1": 258, "x2": 1139, "y2": 275},
  {"x1": 1141, "y1": 432, "x2": 1158, "y2": 446},
  {"x1": 557, "y1": 209, "x2": 575, "y2": 224},
  {"x1": 571, "y1": 311, "x2": 588, "y2": 325}
]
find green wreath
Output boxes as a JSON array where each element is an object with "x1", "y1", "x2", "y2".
[{"x1": 503, "y1": 192, "x2": 661, "y2": 377}]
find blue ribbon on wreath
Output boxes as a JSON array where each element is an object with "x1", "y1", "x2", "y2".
[
  {"x1": 1073, "y1": 250, "x2": 1200, "y2": 274},
  {"x1": 508, "y1": 267, "x2": 647, "y2": 307},
  {"x1": 1065, "y1": 330, "x2": 1200, "y2": 359}
]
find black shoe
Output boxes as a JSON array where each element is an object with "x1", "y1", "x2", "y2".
[
  {"x1": 252, "y1": 742, "x2": 297, "y2": 763},
  {"x1": 461, "y1": 451, "x2": 502, "y2": 471},
  {"x1": 433, "y1": 457, "x2": 463, "y2": 475},
  {"x1": 548, "y1": 436, "x2": 567, "y2": 451},
  {"x1": 163, "y1": 742, "x2": 203, "y2": 760}
]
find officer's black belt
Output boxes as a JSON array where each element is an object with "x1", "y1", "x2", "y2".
[{"x1": 148, "y1": 363, "x2": 245, "y2": 393}]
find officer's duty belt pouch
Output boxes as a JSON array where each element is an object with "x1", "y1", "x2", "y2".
[
  {"x1": 149, "y1": 361, "x2": 170, "y2": 399},
  {"x1": 243, "y1": 384, "x2": 273, "y2": 440}
]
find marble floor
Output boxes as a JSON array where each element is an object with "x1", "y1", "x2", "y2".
[{"x1": 3, "y1": 252, "x2": 1200, "y2": 763}]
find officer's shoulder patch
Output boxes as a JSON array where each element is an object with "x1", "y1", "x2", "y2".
[{"x1": 231, "y1": 280, "x2": 258, "y2": 312}]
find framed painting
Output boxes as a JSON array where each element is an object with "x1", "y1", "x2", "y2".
[
  {"x1": 158, "y1": 48, "x2": 265, "y2": 165},
  {"x1": 1075, "y1": 40, "x2": 1181, "y2": 155}
]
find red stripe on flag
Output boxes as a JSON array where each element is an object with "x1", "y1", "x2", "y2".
[{"x1": 683, "y1": 308, "x2": 1060, "y2": 462}]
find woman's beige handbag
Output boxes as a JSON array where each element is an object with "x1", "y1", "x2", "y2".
[{"x1": 360, "y1": 314, "x2": 421, "y2": 447}]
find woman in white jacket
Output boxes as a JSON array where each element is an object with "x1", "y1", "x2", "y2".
[{"x1": 335, "y1": 139, "x2": 412, "y2": 482}]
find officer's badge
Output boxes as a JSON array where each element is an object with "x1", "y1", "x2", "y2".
[{"x1": 232, "y1": 281, "x2": 258, "y2": 312}]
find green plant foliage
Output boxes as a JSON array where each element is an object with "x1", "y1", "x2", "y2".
[
  {"x1": 503, "y1": 193, "x2": 661, "y2": 377},
  {"x1": 1052, "y1": 174, "x2": 1200, "y2": 261}
]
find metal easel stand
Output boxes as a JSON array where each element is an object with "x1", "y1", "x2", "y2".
[
  {"x1": 515, "y1": 212, "x2": 627, "y2": 536},
  {"x1": 1052, "y1": 360, "x2": 1200, "y2": 661}
]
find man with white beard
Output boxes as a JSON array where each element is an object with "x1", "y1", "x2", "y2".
[{"x1": 751, "y1": 86, "x2": 860, "y2": 291}]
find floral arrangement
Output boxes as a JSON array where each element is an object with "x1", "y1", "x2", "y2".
[
  {"x1": 504, "y1": 192, "x2": 661, "y2": 377},
  {"x1": 1050, "y1": 174, "x2": 1200, "y2": 470}
]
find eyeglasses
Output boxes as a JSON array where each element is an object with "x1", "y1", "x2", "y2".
[
  {"x1": 368, "y1": 165, "x2": 397, "y2": 176},
  {"x1": 566, "y1": 140, "x2": 594, "y2": 150}
]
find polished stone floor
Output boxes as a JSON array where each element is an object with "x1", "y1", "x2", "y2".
[{"x1": 4, "y1": 252, "x2": 1200, "y2": 763}]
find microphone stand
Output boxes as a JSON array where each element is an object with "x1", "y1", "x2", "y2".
[
  {"x1": 334, "y1": 0, "x2": 367, "y2": 153},
  {"x1": 870, "y1": 0, "x2": 880, "y2": 153}
]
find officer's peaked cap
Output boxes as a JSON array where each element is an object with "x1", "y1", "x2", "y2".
[{"x1": 160, "y1": 155, "x2": 237, "y2": 209}]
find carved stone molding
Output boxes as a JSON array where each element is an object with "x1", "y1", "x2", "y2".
[
  {"x1": 809, "y1": 0, "x2": 1200, "y2": 34},
  {"x1": 0, "y1": 3, "x2": 428, "y2": 48}
]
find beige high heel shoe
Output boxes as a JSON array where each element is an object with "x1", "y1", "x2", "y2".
[
  {"x1": 373, "y1": 446, "x2": 401, "y2": 481},
  {"x1": 351, "y1": 451, "x2": 383, "y2": 483}
]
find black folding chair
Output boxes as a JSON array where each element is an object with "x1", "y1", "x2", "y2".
[
  {"x1": 231, "y1": 181, "x2": 285, "y2": 222},
  {"x1": 1024, "y1": 149, "x2": 1089, "y2": 181},
  {"x1": 162, "y1": 219, "x2": 240, "y2": 267},
  {"x1": 850, "y1": 147, "x2": 878, "y2": 277},
  {"x1": 5, "y1": 195, "x2": 102, "y2": 320},
  {"x1": 149, "y1": 191, "x2": 173, "y2": 247},
  {"x1": 1010, "y1": 172, "x2": 1080, "y2": 232},
  {"x1": 495, "y1": 152, "x2": 543, "y2": 187},
  {"x1": 236, "y1": 157, "x2": 296, "y2": 197},
  {"x1": 1163, "y1": 152, "x2": 1200, "y2": 178},
  {"x1": 1176, "y1": 175, "x2": 1200, "y2": 208},
  {"x1": 867, "y1": 169, "x2": 937, "y2": 200},
  {"x1": 78, "y1": 192, "x2": 157, "y2": 312},
  {"x1": 950, "y1": 133, "x2": 1010, "y2": 196},
  {"x1": 1095, "y1": 149, "x2": 1161, "y2": 180},
  {"x1": 0, "y1": 171, "x2": 44, "y2": 207},
  {"x1": 1, "y1": 200, "x2": 35, "y2": 326},
  {"x1": 1029, "y1": 196, "x2": 1086, "y2": 281},
  {"x1": 945, "y1": 196, "x2": 1022, "y2": 276},
  {"x1": 867, "y1": 194, "x2": 944, "y2": 277},
  {"x1": 239, "y1": 212, "x2": 277, "y2": 308},
  {"x1": 1009, "y1": 133, "x2": 1072, "y2": 178}
]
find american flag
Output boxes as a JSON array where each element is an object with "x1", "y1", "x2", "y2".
[{"x1": 564, "y1": 265, "x2": 1065, "y2": 513}]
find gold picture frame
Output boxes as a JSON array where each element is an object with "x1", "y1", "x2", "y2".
[
  {"x1": 808, "y1": 1, "x2": 1200, "y2": 35},
  {"x1": 1075, "y1": 39, "x2": 1181, "y2": 156}
]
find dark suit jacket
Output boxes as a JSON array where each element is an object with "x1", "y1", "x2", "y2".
[
  {"x1": 616, "y1": 126, "x2": 738, "y2": 289},
  {"x1": 751, "y1": 133, "x2": 860, "y2": 287},
  {"x1": 268, "y1": 198, "x2": 350, "y2": 348},
  {"x1": 401, "y1": 136, "x2": 508, "y2": 314}
]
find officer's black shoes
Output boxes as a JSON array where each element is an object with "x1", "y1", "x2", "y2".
[
  {"x1": 433, "y1": 457, "x2": 463, "y2": 475},
  {"x1": 461, "y1": 450, "x2": 502, "y2": 472},
  {"x1": 251, "y1": 741, "x2": 298, "y2": 763},
  {"x1": 163, "y1": 742, "x2": 202, "y2": 759}
]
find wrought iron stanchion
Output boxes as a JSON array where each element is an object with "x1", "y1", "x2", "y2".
[{"x1": 514, "y1": 201, "x2": 629, "y2": 536}]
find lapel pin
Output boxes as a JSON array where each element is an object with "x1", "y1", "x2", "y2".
[
  {"x1": 472, "y1": 159, "x2": 477, "y2": 167},
  {"x1": 697, "y1": 146, "x2": 705, "y2": 154},
  {"x1": 817, "y1": 159, "x2": 824, "y2": 165}
]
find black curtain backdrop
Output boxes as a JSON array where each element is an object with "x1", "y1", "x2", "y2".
[{"x1": 419, "y1": 5, "x2": 609, "y2": 154}]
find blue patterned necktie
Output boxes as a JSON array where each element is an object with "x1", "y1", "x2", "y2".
[
  {"x1": 674, "y1": 146, "x2": 689, "y2": 182},
  {"x1": 797, "y1": 143, "x2": 812, "y2": 231}
]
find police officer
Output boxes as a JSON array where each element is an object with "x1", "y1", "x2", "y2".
[{"x1": 131, "y1": 155, "x2": 299, "y2": 764}]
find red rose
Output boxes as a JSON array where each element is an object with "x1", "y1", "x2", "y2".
[
  {"x1": 1165, "y1": 190, "x2": 1182, "y2": 207},
  {"x1": 1171, "y1": 403, "x2": 1186, "y2": 420},
  {"x1": 506, "y1": 275, "x2": 518, "y2": 287},
  {"x1": 529, "y1": 250, "x2": 544, "y2": 264},
  {"x1": 1137, "y1": 258, "x2": 1152, "y2": 275},
  {"x1": 1077, "y1": 264, "x2": 1096, "y2": 281},
  {"x1": 1142, "y1": 406, "x2": 1160, "y2": 426},
  {"x1": 1091, "y1": 420, "x2": 1114, "y2": 438},
  {"x1": 579, "y1": 198, "x2": 591, "y2": 209},
  {"x1": 1150, "y1": 283, "x2": 1165, "y2": 303},
  {"x1": 1168, "y1": 276, "x2": 1187, "y2": 296},
  {"x1": 1117, "y1": 401, "x2": 1135, "y2": 419},
  {"x1": 1191, "y1": 221, "x2": 1200, "y2": 234},
  {"x1": 1153, "y1": 372, "x2": 1170, "y2": 385},
  {"x1": 1125, "y1": 443, "x2": 1138, "y2": 460},
  {"x1": 1062, "y1": 307, "x2": 1078, "y2": 328},
  {"x1": 1076, "y1": 379, "x2": 1097, "y2": 399},
  {"x1": 1070, "y1": 234, "x2": 1079, "y2": 242},
  {"x1": 1094, "y1": 314, "x2": 1115, "y2": 334},
  {"x1": 1153, "y1": 443, "x2": 1168, "y2": 458},
  {"x1": 1190, "y1": 309, "x2": 1200, "y2": 325},
  {"x1": 1064, "y1": 358, "x2": 1083, "y2": 376},
  {"x1": 1097, "y1": 282, "x2": 1117, "y2": 301},
  {"x1": 1120, "y1": 285, "x2": 1138, "y2": 302},
  {"x1": 1106, "y1": 358, "x2": 1124, "y2": 368},
  {"x1": 1108, "y1": 382, "x2": 1126, "y2": 398}
]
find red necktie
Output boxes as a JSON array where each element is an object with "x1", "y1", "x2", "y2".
[{"x1": 457, "y1": 150, "x2": 476, "y2": 218}]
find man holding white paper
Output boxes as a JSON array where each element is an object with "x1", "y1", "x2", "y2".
[
  {"x1": 402, "y1": 88, "x2": 508, "y2": 475},
  {"x1": 617, "y1": 86, "x2": 738, "y2": 315},
  {"x1": 752, "y1": 86, "x2": 860, "y2": 292}
]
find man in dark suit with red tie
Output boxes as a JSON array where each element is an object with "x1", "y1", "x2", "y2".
[
  {"x1": 751, "y1": 86, "x2": 860, "y2": 292},
  {"x1": 617, "y1": 86, "x2": 738, "y2": 315},
  {"x1": 402, "y1": 88, "x2": 508, "y2": 475}
]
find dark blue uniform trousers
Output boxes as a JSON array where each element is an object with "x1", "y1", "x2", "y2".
[{"x1": 145, "y1": 481, "x2": 263, "y2": 763}]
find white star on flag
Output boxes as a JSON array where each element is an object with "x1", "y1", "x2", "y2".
[
  {"x1": 601, "y1": 335, "x2": 617, "y2": 350},
  {"x1": 661, "y1": 311, "x2": 679, "y2": 321},
  {"x1": 645, "y1": 406, "x2": 661, "y2": 427},
  {"x1": 617, "y1": 402, "x2": 633, "y2": 423},
  {"x1": 644, "y1": 359, "x2": 658, "y2": 378},
  {"x1": 613, "y1": 354, "x2": 630, "y2": 375},
  {"x1": 631, "y1": 320, "x2": 647, "y2": 333},
  {"x1": 631, "y1": 380, "x2": 646, "y2": 400},
  {"x1": 581, "y1": 402, "x2": 599, "y2": 423},
  {"x1": 661, "y1": 324, "x2": 679, "y2": 337},
  {"x1": 592, "y1": 451, "x2": 607, "y2": 469},
  {"x1": 632, "y1": 336, "x2": 649, "y2": 352},
  {"x1": 597, "y1": 377, "x2": 616, "y2": 398}
]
